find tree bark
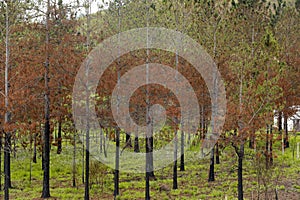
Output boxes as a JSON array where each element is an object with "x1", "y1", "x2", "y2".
[
  {"x1": 173, "y1": 130, "x2": 178, "y2": 189},
  {"x1": 42, "y1": 121, "x2": 50, "y2": 198},
  {"x1": 208, "y1": 146, "x2": 215, "y2": 182},
  {"x1": 30, "y1": 135, "x2": 32, "y2": 184},
  {"x1": 237, "y1": 144, "x2": 244, "y2": 200},
  {"x1": 134, "y1": 135, "x2": 140, "y2": 153},
  {"x1": 4, "y1": 132, "x2": 11, "y2": 200},
  {"x1": 41, "y1": 0, "x2": 51, "y2": 198},
  {"x1": 125, "y1": 132, "x2": 131, "y2": 146},
  {"x1": 284, "y1": 113, "x2": 289, "y2": 148},
  {"x1": 145, "y1": 135, "x2": 151, "y2": 200},
  {"x1": 216, "y1": 142, "x2": 220, "y2": 164},
  {"x1": 84, "y1": 123, "x2": 90, "y2": 200},
  {"x1": 149, "y1": 136, "x2": 155, "y2": 178},
  {"x1": 114, "y1": 129, "x2": 120, "y2": 198},
  {"x1": 4, "y1": 1, "x2": 12, "y2": 198},
  {"x1": 40, "y1": 0, "x2": 52, "y2": 197},
  {"x1": 72, "y1": 130, "x2": 76, "y2": 187},
  {"x1": 57, "y1": 120, "x2": 62, "y2": 154},
  {"x1": 278, "y1": 111, "x2": 282, "y2": 132},
  {"x1": 180, "y1": 130, "x2": 185, "y2": 171}
]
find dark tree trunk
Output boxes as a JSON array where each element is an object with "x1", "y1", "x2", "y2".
[
  {"x1": 84, "y1": 125, "x2": 90, "y2": 200},
  {"x1": 4, "y1": 132, "x2": 11, "y2": 200},
  {"x1": 125, "y1": 132, "x2": 131, "y2": 146},
  {"x1": 41, "y1": 120, "x2": 51, "y2": 198},
  {"x1": 278, "y1": 112, "x2": 282, "y2": 132},
  {"x1": 72, "y1": 130, "x2": 76, "y2": 187},
  {"x1": 173, "y1": 130, "x2": 178, "y2": 189},
  {"x1": 114, "y1": 129, "x2": 120, "y2": 198},
  {"x1": 134, "y1": 135, "x2": 140, "y2": 153},
  {"x1": 236, "y1": 143, "x2": 244, "y2": 200},
  {"x1": 30, "y1": 137, "x2": 32, "y2": 184},
  {"x1": 4, "y1": 1, "x2": 11, "y2": 197},
  {"x1": 41, "y1": 0, "x2": 51, "y2": 197},
  {"x1": 208, "y1": 146, "x2": 215, "y2": 182},
  {"x1": 180, "y1": 130, "x2": 185, "y2": 171},
  {"x1": 57, "y1": 121, "x2": 62, "y2": 154},
  {"x1": 7, "y1": 133, "x2": 11, "y2": 189},
  {"x1": 149, "y1": 136, "x2": 155, "y2": 178},
  {"x1": 216, "y1": 142, "x2": 220, "y2": 164},
  {"x1": 284, "y1": 113, "x2": 289, "y2": 148},
  {"x1": 145, "y1": 136, "x2": 151, "y2": 200}
]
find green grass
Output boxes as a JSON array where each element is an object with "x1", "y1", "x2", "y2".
[{"x1": 0, "y1": 134, "x2": 299, "y2": 199}]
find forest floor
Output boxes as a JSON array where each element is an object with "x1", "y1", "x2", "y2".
[{"x1": 0, "y1": 133, "x2": 299, "y2": 200}]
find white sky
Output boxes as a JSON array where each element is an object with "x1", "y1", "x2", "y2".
[{"x1": 63, "y1": 0, "x2": 111, "y2": 14}]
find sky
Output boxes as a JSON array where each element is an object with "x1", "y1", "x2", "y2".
[{"x1": 64, "y1": 0, "x2": 111, "y2": 14}]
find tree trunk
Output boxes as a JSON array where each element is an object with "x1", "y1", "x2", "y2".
[
  {"x1": 41, "y1": 0, "x2": 51, "y2": 198},
  {"x1": 216, "y1": 142, "x2": 220, "y2": 164},
  {"x1": 4, "y1": 132, "x2": 11, "y2": 200},
  {"x1": 173, "y1": 130, "x2": 178, "y2": 189},
  {"x1": 237, "y1": 144, "x2": 244, "y2": 200},
  {"x1": 180, "y1": 130, "x2": 185, "y2": 171},
  {"x1": 7, "y1": 134, "x2": 11, "y2": 189},
  {"x1": 30, "y1": 139, "x2": 32, "y2": 184},
  {"x1": 57, "y1": 120, "x2": 62, "y2": 154},
  {"x1": 145, "y1": 136, "x2": 151, "y2": 200},
  {"x1": 4, "y1": 1, "x2": 12, "y2": 198},
  {"x1": 114, "y1": 129, "x2": 120, "y2": 198},
  {"x1": 42, "y1": 121, "x2": 50, "y2": 198},
  {"x1": 284, "y1": 113, "x2": 289, "y2": 148},
  {"x1": 84, "y1": 44, "x2": 91, "y2": 199},
  {"x1": 125, "y1": 132, "x2": 131, "y2": 146},
  {"x1": 149, "y1": 136, "x2": 155, "y2": 178},
  {"x1": 279, "y1": 112, "x2": 285, "y2": 154},
  {"x1": 134, "y1": 135, "x2": 140, "y2": 153},
  {"x1": 72, "y1": 130, "x2": 76, "y2": 187},
  {"x1": 208, "y1": 146, "x2": 215, "y2": 182},
  {"x1": 84, "y1": 124, "x2": 90, "y2": 200},
  {"x1": 278, "y1": 112, "x2": 282, "y2": 132}
]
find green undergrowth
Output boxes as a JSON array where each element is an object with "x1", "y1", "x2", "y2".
[{"x1": 0, "y1": 134, "x2": 299, "y2": 199}]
